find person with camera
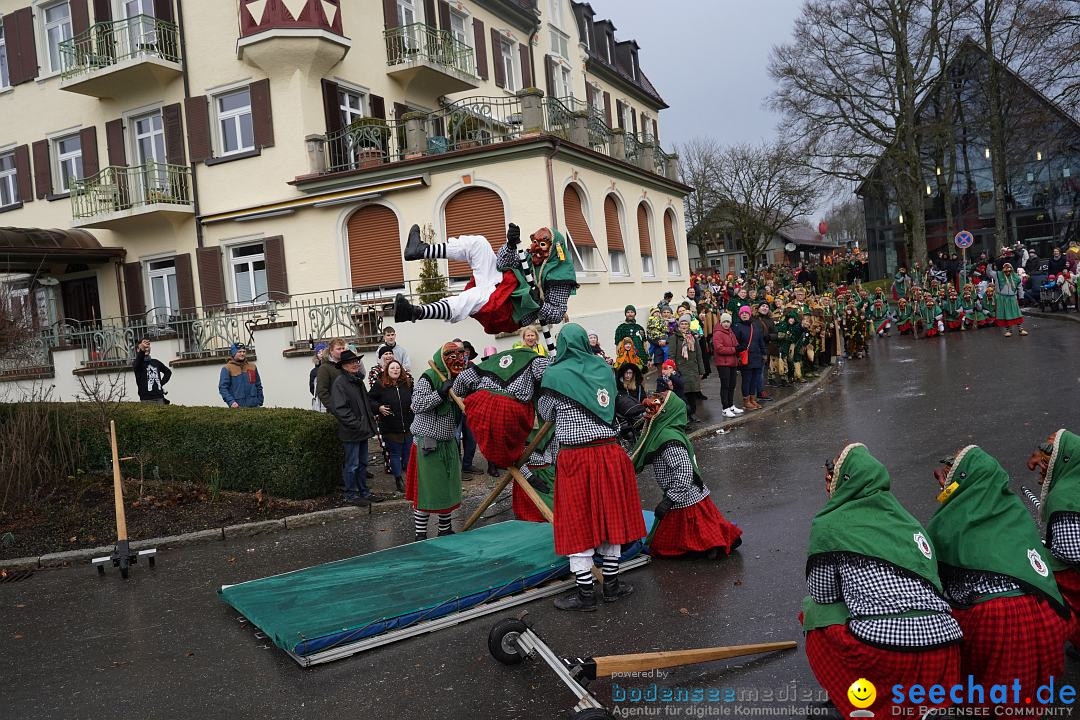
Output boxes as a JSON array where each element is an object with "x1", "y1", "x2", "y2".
[{"x1": 133, "y1": 338, "x2": 172, "y2": 404}]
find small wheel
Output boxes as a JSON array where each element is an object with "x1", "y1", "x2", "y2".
[
  {"x1": 571, "y1": 709, "x2": 615, "y2": 720},
  {"x1": 488, "y1": 618, "x2": 528, "y2": 665}
]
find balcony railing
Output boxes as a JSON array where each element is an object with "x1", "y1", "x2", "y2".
[
  {"x1": 385, "y1": 23, "x2": 476, "y2": 78},
  {"x1": 71, "y1": 162, "x2": 192, "y2": 221},
  {"x1": 59, "y1": 15, "x2": 180, "y2": 81}
]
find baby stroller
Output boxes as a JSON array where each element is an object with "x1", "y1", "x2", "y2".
[{"x1": 1040, "y1": 275, "x2": 1066, "y2": 312}]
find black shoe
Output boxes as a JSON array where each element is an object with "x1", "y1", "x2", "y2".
[
  {"x1": 364, "y1": 493, "x2": 386, "y2": 503},
  {"x1": 602, "y1": 577, "x2": 634, "y2": 603},
  {"x1": 395, "y1": 476, "x2": 405, "y2": 492},
  {"x1": 461, "y1": 466, "x2": 481, "y2": 476},
  {"x1": 414, "y1": 533, "x2": 427, "y2": 542},
  {"x1": 394, "y1": 293, "x2": 421, "y2": 323},
  {"x1": 1067, "y1": 643, "x2": 1080, "y2": 661},
  {"x1": 554, "y1": 585, "x2": 597, "y2": 612},
  {"x1": 730, "y1": 536, "x2": 743, "y2": 551},
  {"x1": 437, "y1": 528, "x2": 455, "y2": 537},
  {"x1": 487, "y1": 463, "x2": 501, "y2": 478},
  {"x1": 403, "y1": 223, "x2": 429, "y2": 261},
  {"x1": 366, "y1": 470, "x2": 375, "y2": 479},
  {"x1": 344, "y1": 496, "x2": 371, "y2": 507}
]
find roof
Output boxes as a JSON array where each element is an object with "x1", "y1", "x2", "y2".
[
  {"x1": 0, "y1": 227, "x2": 123, "y2": 271},
  {"x1": 778, "y1": 224, "x2": 839, "y2": 248},
  {"x1": 571, "y1": 1, "x2": 667, "y2": 109}
]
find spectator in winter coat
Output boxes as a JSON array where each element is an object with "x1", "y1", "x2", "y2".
[
  {"x1": 379, "y1": 326, "x2": 411, "y2": 370},
  {"x1": 667, "y1": 314, "x2": 705, "y2": 422},
  {"x1": 309, "y1": 343, "x2": 327, "y2": 411},
  {"x1": 368, "y1": 359, "x2": 415, "y2": 493},
  {"x1": 331, "y1": 350, "x2": 382, "y2": 505},
  {"x1": 616, "y1": 362, "x2": 646, "y2": 405},
  {"x1": 133, "y1": 338, "x2": 172, "y2": 404},
  {"x1": 733, "y1": 306, "x2": 767, "y2": 411},
  {"x1": 218, "y1": 343, "x2": 263, "y2": 408},
  {"x1": 656, "y1": 359, "x2": 685, "y2": 401},
  {"x1": 754, "y1": 302, "x2": 777, "y2": 401},
  {"x1": 316, "y1": 338, "x2": 347, "y2": 413},
  {"x1": 711, "y1": 312, "x2": 741, "y2": 418}
]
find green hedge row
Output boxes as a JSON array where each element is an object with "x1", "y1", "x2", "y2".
[{"x1": 0, "y1": 403, "x2": 343, "y2": 499}]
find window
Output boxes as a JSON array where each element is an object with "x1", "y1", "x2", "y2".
[
  {"x1": 587, "y1": 83, "x2": 602, "y2": 113},
  {"x1": 53, "y1": 134, "x2": 82, "y2": 191},
  {"x1": 132, "y1": 110, "x2": 169, "y2": 195},
  {"x1": 500, "y1": 38, "x2": 517, "y2": 92},
  {"x1": 549, "y1": 28, "x2": 569, "y2": 60},
  {"x1": 397, "y1": 0, "x2": 417, "y2": 25},
  {"x1": 606, "y1": 35, "x2": 613, "y2": 64},
  {"x1": 642, "y1": 255, "x2": 654, "y2": 275},
  {"x1": 216, "y1": 88, "x2": 254, "y2": 156},
  {"x1": 548, "y1": 0, "x2": 563, "y2": 27},
  {"x1": 231, "y1": 243, "x2": 267, "y2": 304},
  {"x1": 43, "y1": 2, "x2": 73, "y2": 75},
  {"x1": 668, "y1": 257, "x2": 680, "y2": 275},
  {"x1": 338, "y1": 88, "x2": 365, "y2": 127},
  {"x1": 640, "y1": 113, "x2": 652, "y2": 141},
  {"x1": 0, "y1": 152, "x2": 17, "y2": 206},
  {"x1": 579, "y1": 17, "x2": 590, "y2": 51},
  {"x1": 449, "y1": 10, "x2": 469, "y2": 47},
  {"x1": 0, "y1": 23, "x2": 9, "y2": 89},
  {"x1": 147, "y1": 258, "x2": 178, "y2": 322},
  {"x1": 551, "y1": 59, "x2": 572, "y2": 99},
  {"x1": 122, "y1": 0, "x2": 157, "y2": 53},
  {"x1": 609, "y1": 250, "x2": 627, "y2": 275},
  {"x1": 621, "y1": 102, "x2": 633, "y2": 134}
]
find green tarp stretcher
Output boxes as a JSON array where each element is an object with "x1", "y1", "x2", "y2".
[{"x1": 220, "y1": 517, "x2": 651, "y2": 666}]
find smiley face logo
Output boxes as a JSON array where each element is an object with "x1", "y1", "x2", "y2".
[{"x1": 847, "y1": 678, "x2": 876, "y2": 709}]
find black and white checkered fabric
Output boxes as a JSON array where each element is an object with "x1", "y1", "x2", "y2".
[
  {"x1": 1049, "y1": 512, "x2": 1080, "y2": 564},
  {"x1": 409, "y1": 376, "x2": 457, "y2": 441},
  {"x1": 495, "y1": 242, "x2": 518, "y2": 270},
  {"x1": 807, "y1": 553, "x2": 962, "y2": 649},
  {"x1": 940, "y1": 567, "x2": 1022, "y2": 606},
  {"x1": 452, "y1": 356, "x2": 548, "y2": 402},
  {"x1": 536, "y1": 391, "x2": 616, "y2": 446},
  {"x1": 523, "y1": 284, "x2": 573, "y2": 327},
  {"x1": 653, "y1": 442, "x2": 710, "y2": 509}
]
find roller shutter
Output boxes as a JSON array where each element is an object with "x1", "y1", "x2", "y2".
[
  {"x1": 562, "y1": 184, "x2": 594, "y2": 249},
  {"x1": 664, "y1": 209, "x2": 678, "y2": 259},
  {"x1": 603, "y1": 195, "x2": 623, "y2": 252},
  {"x1": 347, "y1": 205, "x2": 403, "y2": 291},
  {"x1": 444, "y1": 187, "x2": 505, "y2": 279},
  {"x1": 637, "y1": 204, "x2": 652, "y2": 258}
]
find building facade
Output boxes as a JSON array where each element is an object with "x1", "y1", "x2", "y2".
[{"x1": 0, "y1": 0, "x2": 690, "y2": 407}]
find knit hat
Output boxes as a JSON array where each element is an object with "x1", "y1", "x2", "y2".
[
  {"x1": 662, "y1": 359, "x2": 676, "y2": 370},
  {"x1": 738, "y1": 305, "x2": 751, "y2": 316},
  {"x1": 229, "y1": 342, "x2": 248, "y2": 357},
  {"x1": 624, "y1": 304, "x2": 636, "y2": 314},
  {"x1": 483, "y1": 345, "x2": 497, "y2": 358},
  {"x1": 720, "y1": 312, "x2": 732, "y2": 324},
  {"x1": 678, "y1": 313, "x2": 692, "y2": 323},
  {"x1": 587, "y1": 329, "x2": 600, "y2": 339}
]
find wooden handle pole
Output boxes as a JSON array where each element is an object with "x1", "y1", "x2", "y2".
[
  {"x1": 109, "y1": 420, "x2": 128, "y2": 542},
  {"x1": 591, "y1": 641, "x2": 798, "y2": 677},
  {"x1": 462, "y1": 473, "x2": 514, "y2": 531},
  {"x1": 515, "y1": 421, "x2": 552, "y2": 467},
  {"x1": 427, "y1": 360, "x2": 466, "y2": 412},
  {"x1": 508, "y1": 467, "x2": 554, "y2": 523}
]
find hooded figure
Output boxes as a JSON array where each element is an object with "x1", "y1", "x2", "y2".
[
  {"x1": 632, "y1": 392, "x2": 742, "y2": 558},
  {"x1": 537, "y1": 324, "x2": 646, "y2": 612},
  {"x1": 990, "y1": 263, "x2": 1027, "y2": 336},
  {"x1": 895, "y1": 298, "x2": 914, "y2": 334},
  {"x1": 928, "y1": 446, "x2": 1068, "y2": 713},
  {"x1": 802, "y1": 444, "x2": 962, "y2": 718}
]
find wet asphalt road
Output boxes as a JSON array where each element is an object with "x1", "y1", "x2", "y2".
[{"x1": 4, "y1": 316, "x2": 1080, "y2": 720}]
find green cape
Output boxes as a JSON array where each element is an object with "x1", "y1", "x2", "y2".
[
  {"x1": 927, "y1": 446, "x2": 1064, "y2": 610},
  {"x1": 540, "y1": 323, "x2": 616, "y2": 424},
  {"x1": 808, "y1": 444, "x2": 943, "y2": 593},
  {"x1": 474, "y1": 347, "x2": 542, "y2": 385},
  {"x1": 1044, "y1": 429, "x2": 1080, "y2": 525},
  {"x1": 631, "y1": 392, "x2": 699, "y2": 480},
  {"x1": 420, "y1": 348, "x2": 461, "y2": 418}
]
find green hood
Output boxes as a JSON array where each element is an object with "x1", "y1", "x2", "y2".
[
  {"x1": 1043, "y1": 429, "x2": 1080, "y2": 524},
  {"x1": 631, "y1": 392, "x2": 699, "y2": 478},
  {"x1": 928, "y1": 446, "x2": 1064, "y2": 610},
  {"x1": 474, "y1": 347, "x2": 542, "y2": 385},
  {"x1": 534, "y1": 229, "x2": 578, "y2": 291},
  {"x1": 540, "y1": 323, "x2": 616, "y2": 424},
  {"x1": 808, "y1": 444, "x2": 943, "y2": 592},
  {"x1": 420, "y1": 348, "x2": 460, "y2": 418}
]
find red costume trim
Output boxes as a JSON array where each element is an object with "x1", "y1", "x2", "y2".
[{"x1": 996, "y1": 316, "x2": 1025, "y2": 327}]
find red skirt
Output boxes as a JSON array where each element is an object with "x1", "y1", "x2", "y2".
[
  {"x1": 649, "y1": 499, "x2": 742, "y2": 557},
  {"x1": 898, "y1": 320, "x2": 913, "y2": 334},
  {"x1": 952, "y1": 594, "x2": 1068, "y2": 713},
  {"x1": 996, "y1": 316, "x2": 1025, "y2": 327},
  {"x1": 463, "y1": 390, "x2": 534, "y2": 467},
  {"x1": 978, "y1": 318, "x2": 995, "y2": 328},
  {"x1": 805, "y1": 624, "x2": 960, "y2": 717},
  {"x1": 1054, "y1": 569, "x2": 1080, "y2": 646},
  {"x1": 467, "y1": 270, "x2": 521, "y2": 335},
  {"x1": 553, "y1": 441, "x2": 646, "y2": 555},
  {"x1": 946, "y1": 319, "x2": 963, "y2": 330},
  {"x1": 512, "y1": 465, "x2": 554, "y2": 523},
  {"x1": 925, "y1": 327, "x2": 940, "y2": 337}
]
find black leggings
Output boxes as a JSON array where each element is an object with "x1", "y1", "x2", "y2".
[{"x1": 716, "y1": 366, "x2": 737, "y2": 409}]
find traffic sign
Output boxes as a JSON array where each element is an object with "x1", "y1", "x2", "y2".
[{"x1": 954, "y1": 230, "x2": 974, "y2": 249}]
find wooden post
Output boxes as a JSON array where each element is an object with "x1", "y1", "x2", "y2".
[
  {"x1": 463, "y1": 420, "x2": 553, "y2": 531},
  {"x1": 590, "y1": 641, "x2": 798, "y2": 677},
  {"x1": 110, "y1": 420, "x2": 128, "y2": 542}
]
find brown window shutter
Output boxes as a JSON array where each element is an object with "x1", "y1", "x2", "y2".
[
  {"x1": 438, "y1": 0, "x2": 451, "y2": 31},
  {"x1": 347, "y1": 205, "x2": 403, "y2": 291},
  {"x1": 105, "y1": 118, "x2": 126, "y2": 166},
  {"x1": 603, "y1": 91, "x2": 612, "y2": 126},
  {"x1": 13, "y1": 145, "x2": 32, "y2": 203},
  {"x1": 473, "y1": 19, "x2": 487, "y2": 80},
  {"x1": 249, "y1": 79, "x2": 274, "y2": 149},
  {"x1": 444, "y1": 187, "x2": 506, "y2": 278},
  {"x1": 490, "y1": 29, "x2": 505, "y2": 88},
  {"x1": 185, "y1": 96, "x2": 212, "y2": 163},
  {"x1": 369, "y1": 94, "x2": 386, "y2": 119},
  {"x1": 604, "y1": 196, "x2": 624, "y2": 252},
  {"x1": 321, "y1": 79, "x2": 342, "y2": 134},
  {"x1": 263, "y1": 235, "x2": 290, "y2": 302},
  {"x1": 562, "y1": 185, "x2": 595, "y2": 248},
  {"x1": 32, "y1": 140, "x2": 52, "y2": 199},
  {"x1": 80, "y1": 126, "x2": 99, "y2": 178},
  {"x1": 519, "y1": 43, "x2": 532, "y2": 88},
  {"x1": 162, "y1": 103, "x2": 186, "y2": 165},
  {"x1": 664, "y1": 210, "x2": 678, "y2": 259},
  {"x1": 382, "y1": 0, "x2": 398, "y2": 27},
  {"x1": 93, "y1": 0, "x2": 112, "y2": 21},
  {"x1": 423, "y1": 0, "x2": 436, "y2": 27},
  {"x1": 586, "y1": 86, "x2": 593, "y2": 110},
  {"x1": 196, "y1": 246, "x2": 226, "y2": 310},
  {"x1": 70, "y1": 0, "x2": 90, "y2": 37},
  {"x1": 153, "y1": 0, "x2": 174, "y2": 23},
  {"x1": 631, "y1": 109, "x2": 638, "y2": 136},
  {"x1": 544, "y1": 55, "x2": 555, "y2": 97},
  {"x1": 124, "y1": 261, "x2": 146, "y2": 319},
  {"x1": 393, "y1": 102, "x2": 409, "y2": 120},
  {"x1": 174, "y1": 253, "x2": 196, "y2": 313},
  {"x1": 615, "y1": 100, "x2": 625, "y2": 129},
  {"x1": 6, "y1": 8, "x2": 38, "y2": 86},
  {"x1": 652, "y1": 118, "x2": 658, "y2": 143},
  {"x1": 637, "y1": 204, "x2": 652, "y2": 257}
]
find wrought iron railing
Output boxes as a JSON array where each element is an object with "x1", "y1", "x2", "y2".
[
  {"x1": 325, "y1": 119, "x2": 408, "y2": 173},
  {"x1": 0, "y1": 331, "x2": 53, "y2": 375},
  {"x1": 432, "y1": 95, "x2": 529, "y2": 152},
  {"x1": 71, "y1": 162, "x2": 192, "y2": 220},
  {"x1": 624, "y1": 132, "x2": 642, "y2": 165},
  {"x1": 384, "y1": 23, "x2": 476, "y2": 78},
  {"x1": 654, "y1": 144, "x2": 671, "y2": 177},
  {"x1": 544, "y1": 96, "x2": 574, "y2": 141},
  {"x1": 59, "y1": 15, "x2": 180, "y2": 81}
]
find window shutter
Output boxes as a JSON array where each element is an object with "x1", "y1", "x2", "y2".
[
  {"x1": 490, "y1": 29, "x2": 505, "y2": 88},
  {"x1": 652, "y1": 118, "x2": 658, "y2": 143},
  {"x1": 123, "y1": 261, "x2": 146, "y2": 319},
  {"x1": 93, "y1": 0, "x2": 112, "y2": 21},
  {"x1": 196, "y1": 246, "x2": 226, "y2": 310},
  {"x1": 80, "y1": 126, "x2": 99, "y2": 178},
  {"x1": 615, "y1": 100, "x2": 624, "y2": 129},
  {"x1": 5, "y1": 8, "x2": 38, "y2": 86},
  {"x1": 70, "y1": 0, "x2": 90, "y2": 37},
  {"x1": 603, "y1": 91, "x2": 612, "y2": 126},
  {"x1": 153, "y1": 0, "x2": 174, "y2": 23},
  {"x1": 631, "y1": 109, "x2": 638, "y2": 136},
  {"x1": 184, "y1": 96, "x2": 212, "y2": 163},
  {"x1": 664, "y1": 210, "x2": 678, "y2": 259},
  {"x1": 13, "y1": 145, "x2": 31, "y2": 204},
  {"x1": 519, "y1": 43, "x2": 532, "y2": 88},
  {"x1": 562, "y1": 185, "x2": 595, "y2": 247},
  {"x1": 423, "y1": 0, "x2": 436, "y2": 28},
  {"x1": 249, "y1": 79, "x2": 274, "y2": 149},
  {"x1": 263, "y1": 236, "x2": 289, "y2": 302},
  {"x1": 347, "y1": 205, "x2": 403, "y2": 291},
  {"x1": 105, "y1": 119, "x2": 126, "y2": 165},
  {"x1": 321, "y1": 79, "x2": 342, "y2": 134},
  {"x1": 473, "y1": 19, "x2": 487, "y2": 80},
  {"x1": 438, "y1": 0, "x2": 451, "y2": 31},
  {"x1": 544, "y1": 54, "x2": 555, "y2": 97},
  {"x1": 370, "y1": 94, "x2": 386, "y2": 119},
  {"x1": 444, "y1": 187, "x2": 505, "y2": 278},
  {"x1": 637, "y1": 204, "x2": 652, "y2": 258},
  {"x1": 382, "y1": 0, "x2": 398, "y2": 27},
  {"x1": 174, "y1": 253, "x2": 196, "y2": 313},
  {"x1": 393, "y1": 102, "x2": 409, "y2": 120},
  {"x1": 604, "y1": 196, "x2": 623, "y2": 252},
  {"x1": 32, "y1": 140, "x2": 52, "y2": 199},
  {"x1": 162, "y1": 103, "x2": 186, "y2": 165},
  {"x1": 586, "y1": 87, "x2": 593, "y2": 110}
]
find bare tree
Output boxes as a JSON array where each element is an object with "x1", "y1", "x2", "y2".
[
  {"x1": 678, "y1": 137, "x2": 724, "y2": 255},
  {"x1": 824, "y1": 197, "x2": 868, "y2": 247}
]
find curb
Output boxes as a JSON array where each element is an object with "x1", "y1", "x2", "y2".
[{"x1": 1022, "y1": 309, "x2": 1080, "y2": 324}]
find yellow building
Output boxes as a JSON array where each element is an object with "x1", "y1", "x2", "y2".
[{"x1": 0, "y1": 0, "x2": 689, "y2": 407}]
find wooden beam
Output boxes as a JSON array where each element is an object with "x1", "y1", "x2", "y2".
[{"x1": 591, "y1": 641, "x2": 798, "y2": 677}]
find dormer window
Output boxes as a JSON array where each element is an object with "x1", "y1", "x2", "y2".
[{"x1": 606, "y1": 34, "x2": 614, "y2": 64}]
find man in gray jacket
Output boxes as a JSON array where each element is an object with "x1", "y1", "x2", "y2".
[{"x1": 330, "y1": 350, "x2": 382, "y2": 505}]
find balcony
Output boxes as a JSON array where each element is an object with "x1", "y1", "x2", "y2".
[
  {"x1": 384, "y1": 23, "x2": 479, "y2": 95},
  {"x1": 59, "y1": 15, "x2": 182, "y2": 98},
  {"x1": 71, "y1": 163, "x2": 193, "y2": 230}
]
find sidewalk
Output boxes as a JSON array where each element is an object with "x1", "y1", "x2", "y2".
[{"x1": 1023, "y1": 307, "x2": 1080, "y2": 323}]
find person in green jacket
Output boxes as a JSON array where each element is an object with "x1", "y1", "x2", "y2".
[
  {"x1": 869, "y1": 297, "x2": 892, "y2": 337},
  {"x1": 614, "y1": 304, "x2": 647, "y2": 366},
  {"x1": 777, "y1": 309, "x2": 804, "y2": 382},
  {"x1": 895, "y1": 297, "x2": 914, "y2": 335},
  {"x1": 989, "y1": 263, "x2": 1028, "y2": 337},
  {"x1": 943, "y1": 287, "x2": 964, "y2": 331}
]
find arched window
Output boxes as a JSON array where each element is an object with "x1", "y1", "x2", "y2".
[
  {"x1": 562, "y1": 183, "x2": 598, "y2": 271},
  {"x1": 637, "y1": 203, "x2": 654, "y2": 276},
  {"x1": 444, "y1": 187, "x2": 506, "y2": 279},
  {"x1": 347, "y1": 204, "x2": 403, "y2": 292},
  {"x1": 603, "y1": 195, "x2": 627, "y2": 275},
  {"x1": 664, "y1": 208, "x2": 681, "y2": 276}
]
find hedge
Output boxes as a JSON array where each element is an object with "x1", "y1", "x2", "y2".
[{"x1": 0, "y1": 403, "x2": 343, "y2": 499}]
